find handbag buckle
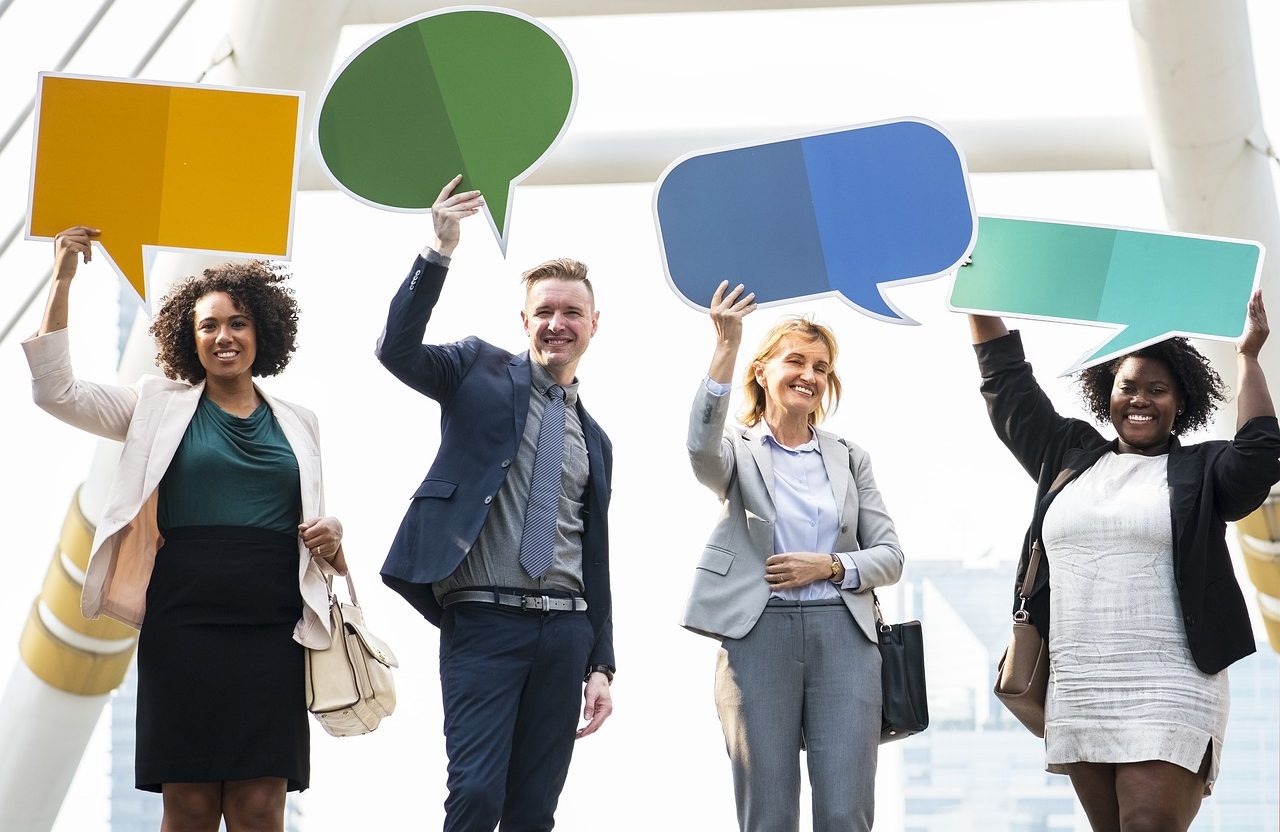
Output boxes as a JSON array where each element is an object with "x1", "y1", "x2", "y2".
[{"x1": 1013, "y1": 608, "x2": 1030, "y2": 624}]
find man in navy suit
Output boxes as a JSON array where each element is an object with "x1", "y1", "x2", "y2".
[{"x1": 376, "y1": 177, "x2": 615, "y2": 831}]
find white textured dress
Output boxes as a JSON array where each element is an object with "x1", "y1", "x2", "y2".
[{"x1": 1040, "y1": 450, "x2": 1227, "y2": 794}]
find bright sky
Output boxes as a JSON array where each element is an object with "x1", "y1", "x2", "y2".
[{"x1": 1, "y1": 2, "x2": 1278, "y2": 831}]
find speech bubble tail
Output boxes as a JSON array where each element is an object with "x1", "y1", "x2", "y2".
[
  {"x1": 92, "y1": 238, "x2": 149, "y2": 308},
  {"x1": 481, "y1": 198, "x2": 510, "y2": 258},
  {"x1": 1063, "y1": 324, "x2": 1171, "y2": 376},
  {"x1": 840, "y1": 283, "x2": 918, "y2": 326}
]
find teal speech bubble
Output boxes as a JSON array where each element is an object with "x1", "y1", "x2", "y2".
[
  {"x1": 950, "y1": 216, "x2": 1264, "y2": 373},
  {"x1": 316, "y1": 8, "x2": 576, "y2": 254}
]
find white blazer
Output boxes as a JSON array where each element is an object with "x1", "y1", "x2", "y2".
[
  {"x1": 684, "y1": 382, "x2": 904, "y2": 643},
  {"x1": 24, "y1": 329, "x2": 335, "y2": 649}
]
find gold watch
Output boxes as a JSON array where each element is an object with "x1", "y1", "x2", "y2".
[{"x1": 829, "y1": 554, "x2": 846, "y2": 584}]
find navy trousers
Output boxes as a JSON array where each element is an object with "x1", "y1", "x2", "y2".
[{"x1": 439, "y1": 602, "x2": 594, "y2": 832}]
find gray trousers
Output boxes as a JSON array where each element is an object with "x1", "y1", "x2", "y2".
[{"x1": 715, "y1": 598, "x2": 881, "y2": 832}]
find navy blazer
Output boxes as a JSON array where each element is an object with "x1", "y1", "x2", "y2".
[
  {"x1": 376, "y1": 256, "x2": 615, "y2": 669},
  {"x1": 977, "y1": 331, "x2": 1280, "y2": 674}
]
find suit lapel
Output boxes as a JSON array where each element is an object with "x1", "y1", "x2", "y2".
[
  {"x1": 742, "y1": 423, "x2": 776, "y2": 506},
  {"x1": 817, "y1": 430, "x2": 851, "y2": 516},
  {"x1": 510, "y1": 352, "x2": 532, "y2": 439},
  {"x1": 143, "y1": 382, "x2": 204, "y2": 498}
]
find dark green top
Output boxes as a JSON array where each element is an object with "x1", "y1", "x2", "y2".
[{"x1": 158, "y1": 396, "x2": 301, "y2": 534}]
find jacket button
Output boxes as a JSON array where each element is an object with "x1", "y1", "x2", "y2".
[
  {"x1": 841, "y1": 524, "x2": 849, "y2": 534},
  {"x1": 483, "y1": 495, "x2": 493, "y2": 505},
  {"x1": 1184, "y1": 613, "x2": 1195, "y2": 626},
  {"x1": 501, "y1": 459, "x2": 511, "y2": 468}
]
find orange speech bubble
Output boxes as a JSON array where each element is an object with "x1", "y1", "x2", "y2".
[{"x1": 27, "y1": 73, "x2": 302, "y2": 306}]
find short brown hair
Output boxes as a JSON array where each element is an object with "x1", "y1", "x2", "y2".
[
  {"x1": 740, "y1": 317, "x2": 843, "y2": 427},
  {"x1": 521, "y1": 258, "x2": 593, "y2": 304},
  {"x1": 150, "y1": 261, "x2": 298, "y2": 383}
]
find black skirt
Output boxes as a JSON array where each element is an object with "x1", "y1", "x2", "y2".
[{"x1": 136, "y1": 526, "x2": 309, "y2": 792}]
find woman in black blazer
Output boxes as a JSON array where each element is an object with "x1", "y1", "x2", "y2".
[{"x1": 969, "y1": 292, "x2": 1278, "y2": 832}]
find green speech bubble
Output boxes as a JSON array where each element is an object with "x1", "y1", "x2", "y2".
[{"x1": 317, "y1": 8, "x2": 576, "y2": 254}]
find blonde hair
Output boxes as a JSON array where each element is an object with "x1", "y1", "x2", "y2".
[{"x1": 740, "y1": 317, "x2": 842, "y2": 427}]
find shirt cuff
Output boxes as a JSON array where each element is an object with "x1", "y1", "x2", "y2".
[
  {"x1": 835, "y1": 554, "x2": 861, "y2": 590},
  {"x1": 420, "y1": 247, "x2": 452, "y2": 267},
  {"x1": 703, "y1": 377, "x2": 732, "y2": 397}
]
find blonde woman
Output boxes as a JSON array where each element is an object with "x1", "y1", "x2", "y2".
[{"x1": 682, "y1": 281, "x2": 904, "y2": 831}]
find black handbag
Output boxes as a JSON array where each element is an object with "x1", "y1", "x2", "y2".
[{"x1": 875, "y1": 593, "x2": 928, "y2": 743}]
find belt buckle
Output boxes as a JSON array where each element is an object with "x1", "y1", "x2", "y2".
[{"x1": 521, "y1": 594, "x2": 552, "y2": 612}]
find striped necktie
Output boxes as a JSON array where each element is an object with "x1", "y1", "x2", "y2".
[{"x1": 519, "y1": 384, "x2": 566, "y2": 579}]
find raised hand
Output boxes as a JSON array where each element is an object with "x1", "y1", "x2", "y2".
[
  {"x1": 706, "y1": 280, "x2": 757, "y2": 384},
  {"x1": 710, "y1": 280, "x2": 757, "y2": 348},
  {"x1": 432, "y1": 175, "x2": 484, "y2": 257},
  {"x1": 1238, "y1": 290, "x2": 1269, "y2": 359},
  {"x1": 53, "y1": 225, "x2": 101, "y2": 282}
]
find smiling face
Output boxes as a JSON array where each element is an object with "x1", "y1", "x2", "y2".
[
  {"x1": 193, "y1": 291, "x2": 257, "y2": 384},
  {"x1": 1109, "y1": 355, "x2": 1182, "y2": 455},
  {"x1": 521, "y1": 277, "x2": 598, "y2": 383},
  {"x1": 754, "y1": 334, "x2": 831, "y2": 424}
]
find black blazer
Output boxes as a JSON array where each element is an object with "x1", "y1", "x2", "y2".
[
  {"x1": 977, "y1": 331, "x2": 1280, "y2": 674},
  {"x1": 375, "y1": 256, "x2": 615, "y2": 670}
]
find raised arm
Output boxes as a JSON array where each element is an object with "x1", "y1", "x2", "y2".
[
  {"x1": 707, "y1": 281, "x2": 755, "y2": 383},
  {"x1": 26, "y1": 226, "x2": 140, "y2": 441},
  {"x1": 40, "y1": 226, "x2": 99, "y2": 335},
  {"x1": 374, "y1": 177, "x2": 485, "y2": 400},
  {"x1": 968, "y1": 313, "x2": 1097, "y2": 481},
  {"x1": 688, "y1": 281, "x2": 755, "y2": 496},
  {"x1": 1235, "y1": 290, "x2": 1275, "y2": 429}
]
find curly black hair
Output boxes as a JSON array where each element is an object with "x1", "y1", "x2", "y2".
[
  {"x1": 150, "y1": 261, "x2": 298, "y2": 383},
  {"x1": 1076, "y1": 338, "x2": 1226, "y2": 435}
]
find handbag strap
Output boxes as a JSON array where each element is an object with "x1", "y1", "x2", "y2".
[
  {"x1": 1019, "y1": 541, "x2": 1042, "y2": 600},
  {"x1": 872, "y1": 591, "x2": 890, "y2": 633},
  {"x1": 325, "y1": 571, "x2": 360, "y2": 607},
  {"x1": 1013, "y1": 541, "x2": 1044, "y2": 623}
]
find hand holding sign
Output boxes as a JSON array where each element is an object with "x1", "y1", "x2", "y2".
[
  {"x1": 317, "y1": 8, "x2": 575, "y2": 255},
  {"x1": 654, "y1": 119, "x2": 976, "y2": 323},
  {"x1": 950, "y1": 217, "x2": 1264, "y2": 372},
  {"x1": 27, "y1": 73, "x2": 302, "y2": 307}
]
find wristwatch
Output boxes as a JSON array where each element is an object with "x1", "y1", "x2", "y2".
[
  {"x1": 584, "y1": 664, "x2": 614, "y2": 684},
  {"x1": 829, "y1": 554, "x2": 846, "y2": 585}
]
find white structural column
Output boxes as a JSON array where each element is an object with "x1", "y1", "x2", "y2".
[
  {"x1": 1130, "y1": 0, "x2": 1280, "y2": 650},
  {"x1": 0, "y1": 2, "x2": 352, "y2": 828}
]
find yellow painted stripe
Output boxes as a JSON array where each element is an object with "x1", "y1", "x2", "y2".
[
  {"x1": 1241, "y1": 542, "x2": 1280, "y2": 598},
  {"x1": 1260, "y1": 598, "x2": 1280, "y2": 654},
  {"x1": 58, "y1": 491, "x2": 95, "y2": 573},
  {"x1": 40, "y1": 552, "x2": 137, "y2": 641},
  {"x1": 19, "y1": 603, "x2": 136, "y2": 696}
]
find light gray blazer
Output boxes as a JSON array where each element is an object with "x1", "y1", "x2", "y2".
[{"x1": 683, "y1": 383, "x2": 904, "y2": 643}]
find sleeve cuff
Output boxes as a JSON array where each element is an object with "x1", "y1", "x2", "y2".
[
  {"x1": 703, "y1": 377, "x2": 732, "y2": 397},
  {"x1": 836, "y1": 554, "x2": 861, "y2": 590},
  {"x1": 420, "y1": 247, "x2": 452, "y2": 267}
]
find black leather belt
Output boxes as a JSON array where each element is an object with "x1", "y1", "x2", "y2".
[{"x1": 442, "y1": 590, "x2": 588, "y2": 613}]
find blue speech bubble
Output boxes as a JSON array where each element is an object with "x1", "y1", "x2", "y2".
[{"x1": 653, "y1": 119, "x2": 976, "y2": 322}]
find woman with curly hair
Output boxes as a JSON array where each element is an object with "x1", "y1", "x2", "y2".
[
  {"x1": 25, "y1": 226, "x2": 345, "y2": 832},
  {"x1": 969, "y1": 294, "x2": 1279, "y2": 832}
]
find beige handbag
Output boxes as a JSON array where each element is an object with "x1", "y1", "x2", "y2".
[
  {"x1": 304, "y1": 573, "x2": 399, "y2": 737},
  {"x1": 994, "y1": 540, "x2": 1049, "y2": 738}
]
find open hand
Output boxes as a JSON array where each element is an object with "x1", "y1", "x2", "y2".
[
  {"x1": 432, "y1": 175, "x2": 484, "y2": 257},
  {"x1": 1238, "y1": 290, "x2": 1268, "y2": 359},
  {"x1": 709, "y1": 280, "x2": 756, "y2": 348}
]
